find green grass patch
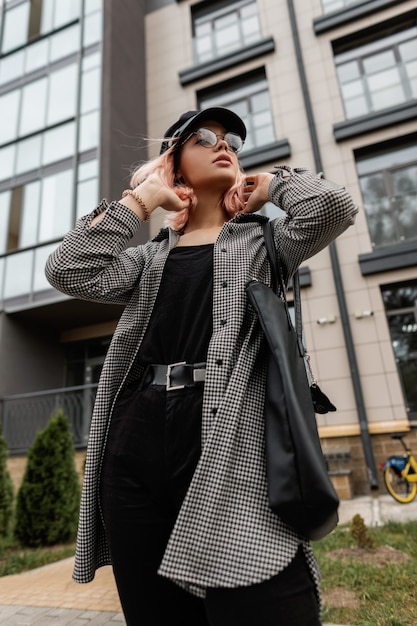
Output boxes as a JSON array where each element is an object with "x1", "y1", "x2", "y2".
[
  {"x1": 0, "y1": 534, "x2": 75, "y2": 577},
  {"x1": 313, "y1": 520, "x2": 417, "y2": 626}
]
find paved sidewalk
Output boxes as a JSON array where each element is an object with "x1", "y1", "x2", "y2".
[{"x1": 0, "y1": 494, "x2": 415, "y2": 624}]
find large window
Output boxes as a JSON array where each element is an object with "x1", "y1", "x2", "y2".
[
  {"x1": 0, "y1": 0, "x2": 102, "y2": 307},
  {"x1": 382, "y1": 281, "x2": 417, "y2": 418},
  {"x1": 322, "y1": 0, "x2": 361, "y2": 14},
  {"x1": 0, "y1": 0, "x2": 81, "y2": 54},
  {"x1": 199, "y1": 74, "x2": 276, "y2": 152},
  {"x1": 356, "y1": 140, "x2": 417, "y2": 249},
  {"x1": 0, "y1": 159, "x2": 98, "y2": 256},
  {"x1": 192, "y1": 0, "x2": 261, "y2": 65},
  {"x1": 0, "y1": 62, "x2": 78, "y2": 142},
  {"x1": 335, "y1": 26, "x2": 417, "y2": 119},
  {"x1": 0, "y1": 49, "x2": 101, "y2": 183}
]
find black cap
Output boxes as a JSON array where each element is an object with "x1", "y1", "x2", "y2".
[{"x1": 160, "y1": 107, "x2": 246, "y2": 155}]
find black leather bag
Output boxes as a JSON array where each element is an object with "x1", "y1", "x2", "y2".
[{"x1": 245, "y1": 221, "x2": 339, "y2": 540}]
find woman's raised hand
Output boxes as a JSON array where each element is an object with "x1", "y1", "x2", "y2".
[
  {"x1": 133, "y1": 173, "x2": 191, "y2": 215},
  {"x1": 242, "y1": 173, "x2": 274, "y2": 214}
]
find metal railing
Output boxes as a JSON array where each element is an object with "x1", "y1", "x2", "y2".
[{"x1": 0, "y1": 384, "x2": 98, "y2": 455}]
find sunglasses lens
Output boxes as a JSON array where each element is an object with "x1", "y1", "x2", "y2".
[
  {"x1": 225, "y1": 132, "x2": 243, "y2": 153},
  {"x1": 196, "y1": 128, "x2": 217, "y2": 147},
  {"x1": 195, "y1": 128, "x2": 243, "y2": 153}
]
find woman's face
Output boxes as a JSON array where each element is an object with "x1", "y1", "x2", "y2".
[{"x1": 177, "y1": 121, "x2": 240, "y2": 194}]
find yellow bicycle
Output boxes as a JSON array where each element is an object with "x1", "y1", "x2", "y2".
[{"x1": 381, "y1": 434, "x2": 417, "y2": 503}]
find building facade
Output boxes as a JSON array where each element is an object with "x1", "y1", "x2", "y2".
[{"x1": 0, "y1": 0, "x2": 416, "y2": 496}]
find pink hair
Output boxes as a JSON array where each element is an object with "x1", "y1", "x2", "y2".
[{"x1": 129, "y1": 147, "x2": 246, "y2": 232}]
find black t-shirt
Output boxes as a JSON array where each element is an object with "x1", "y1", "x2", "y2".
[{"x1": 138, "y1": 244, "x2": 214, "y2": 365}]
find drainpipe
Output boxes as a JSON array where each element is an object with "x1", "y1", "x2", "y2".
[{"x1": 286, "y1": 0, "x2": 379, "y2": 489}]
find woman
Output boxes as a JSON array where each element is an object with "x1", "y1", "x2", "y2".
[{"x1": 46, "y1": 107, "x2": 357, "y2": 626}]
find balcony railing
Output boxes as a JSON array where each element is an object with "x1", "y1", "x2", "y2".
[{"x1": 0, "y1": 384, "x2": 98, "y2": 455}]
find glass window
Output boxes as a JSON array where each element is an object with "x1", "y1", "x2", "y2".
[
  {"x1": 78, "y1": 158, "x2": 98, "y2": 181},
  {"x1": 79, "y1": 111, "x2": 99, "y2": 152},
  {"x1": 200, "y1": 76, "x2": 275, "y2": 153},
  {"x1": 0, "y1": 257, "x2": 4, "y2": 303},
  {"x1": 42, "y1": 122, "x2": 76, "y2": 165},
  {"x1": 193, "y1": 0, "x2": 261, "y2": 64},
  {"x1": 0, "y1": 49, "x2": 25, "y2": 85},
  {"x1": 322, "y1": 0, "x2": 364, "y2": 14},
  {"x1": 81, "y1": 65, "x2": 100, "y2": 113},
  {"x1": 19, "y1": 77, "x2": 47, "y2": 135},
  {"x1": 83, "y1": 9, "x2": 102, "y2": 47},
  {"x1": 41, "y1": 0, "x2": 81, "y2": 34},
  {"x1": 47, "y1": 63, "x2": 78, "y2": 125},
  {"x1": 0, "y1": 144, "x2": 15, "y2": 181},
  {"x1": 50, "y1": 23, "x2": 80, "y2": 62},
  {"x1": 53, "y1": 0, "x2": 81, "y2": 29},
  {"x1": 40, "y1": 0, "x2": 54, "y2": 33},
  {"x1": 2, "y1": 1, "x2": 30, "y2": 53},
  {"x1": 381, "y1": 281, "x2": 417, "y2": 416},
  {"x1": 85, "y1": 0, "x2": 102, "y2": 14},
  {"x1": 77, "y1": 177, "x2": 98, "y2": 219},
  {"x1": 0, "y1": 89, "x2": 20, "y2": 143},
  {"x1": 3, "y1": 250, "x2": 32, "y2": 298},
  {"x1": 20, "y1": 181, "x2": 41, "y2": 247},
  {"x1": 16, "y1": 135, "x2": 42, "y2": 175},
  {"x1": 335, "y1": 27, "x2": 417, "y2": 119},
  {"x1": 400, "y1": 39, "x2": 417, "y2": 99},
  {"x1": 25, "y1": 38, "x2": 48, "y2": 73},
  {"x1": 0, "y1": 190, "x2": 11, "y2": 254},
  {"x1": 356, "y1": 141, "x2": 417, "y2": 248},
  {"x1": 33, "y1": 243, "x2": 56, "y2": 292},
  {"x1": 39, "y1": 169, "x2": 74, "y2": 242}
]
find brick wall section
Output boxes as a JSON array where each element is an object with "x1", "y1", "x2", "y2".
[
  {"x1": 323, "y1": 429, "x2": 417, "y2": 496},
  {"x1": 6, "y1": 432, "x2": 417, "y2": 498}
]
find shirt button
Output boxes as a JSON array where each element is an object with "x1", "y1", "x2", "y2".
[
  {"x1": 221, "y1": 248, "x2": 227, "y2": 253},
  {"x1": 220, "y1": 319, "x2": 227, "y2": 326},
  {"x1": 222, "y1": 281, "x2": 227, "y2": 288},
  {"x1": 216, "y1": 359, "x2": 223, "y2": 366},
  {"x1": 211, "y1": 407, "x2": 218, "y2": 415}
]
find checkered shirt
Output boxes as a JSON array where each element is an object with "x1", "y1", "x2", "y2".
[{"x1": 45, "y1": 167, "x2": 358, "y2": 597}]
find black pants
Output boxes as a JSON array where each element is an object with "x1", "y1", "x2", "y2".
[{"x1": 100, "y1": 382, "x2": 321, "y2": 626}]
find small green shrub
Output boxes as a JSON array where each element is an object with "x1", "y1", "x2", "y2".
[
  {"x1": 14, "y1": 409, "x2": 81, "y2": 547},
  {"x1": 350, "y1": 513, "x2": 375, "y2": 549},
  {"x1": 0, "y1": 425, "x2": 14, "y2": 537}
]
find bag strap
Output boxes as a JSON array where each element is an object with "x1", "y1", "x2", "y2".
[
  {"x1": 262, "y1": 221, "x2": 305, "y2": 360},
  {"x1": 262, "y1": 221, "x2": 339, "y2": 410}
]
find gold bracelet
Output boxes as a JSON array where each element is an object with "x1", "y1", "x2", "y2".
[{"x1": 121, "y1": 189, "x2": 150, "y2": 222}]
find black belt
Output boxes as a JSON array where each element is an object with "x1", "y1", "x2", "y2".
[{"x1": 147, "y1": 362, "x2": 206, "y2": 391}]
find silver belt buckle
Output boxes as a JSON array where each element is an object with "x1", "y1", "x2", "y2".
[{"x1": 166, "y1": 361, "x2": 186, "y2": 391}]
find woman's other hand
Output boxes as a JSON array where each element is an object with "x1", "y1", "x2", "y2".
[
  {"x1": 242, "y1": 173, "x2": 274, "y2": 214},
  {"x1": 128, "y1": 173, "x2": 191, "y2": 215}
]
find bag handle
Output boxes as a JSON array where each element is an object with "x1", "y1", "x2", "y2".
[
  {"x1": 262, "y1": 221, "x2": 305, "y2": 359},
  {"x1": 262, "y1": 221, "x2": 337, "y2": 413}
]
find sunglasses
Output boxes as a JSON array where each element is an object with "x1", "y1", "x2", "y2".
[{"x1": 180, "y1": 127, "x2": 244, "y2": 154}]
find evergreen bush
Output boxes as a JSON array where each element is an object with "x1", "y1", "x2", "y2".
[
  {"x1": 350, "y1": 513, "x2": 375, "y2": 549},
  {"x1": 0, "y1": 425, "x2": 14, "y2": 537},
  {"x1": 14, "y1": 409, "x2": 81, "y2": 547}
]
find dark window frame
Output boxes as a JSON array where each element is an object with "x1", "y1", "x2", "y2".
[
  {"x1": 191, "y1": 0, "x2": 262, "y2": 66},
  {"x1": 355, "y1": 135, "x2": 417, "y2": 251},
  {"x1": 381, "y1": 279, "x2": 417, "y2": 419},
  {"x1": 332, "y1": 11, "x2": 417, "y2": 141},
  {"x1": 314, "y1": 0, "x2": 409, "y2": 35}
]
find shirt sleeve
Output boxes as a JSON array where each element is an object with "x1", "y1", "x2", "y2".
[
  {"x1": 45, "y1": 199, "x2": 149, "y2": 305},
  {"x1": 268, "y1": 166, "x2": 358, "y2": 281}
]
